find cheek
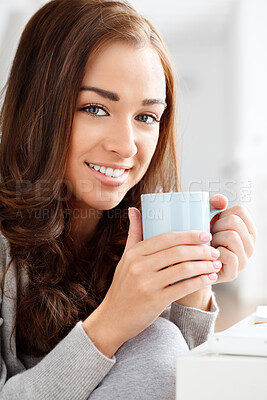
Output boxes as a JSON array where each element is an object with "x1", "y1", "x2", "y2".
[
  {"x1": 67, "y1": 120, "x2": 82, "y2": 160},
  {"x1": 145, "y1": 130, "x2": 159, "y2": 157},
  {"x1": 138, "y1": 131, "x2": 159, "y2": 168},
  {"x1": 67, "y1": 117, "x2": 98, "y2": 164},
  {"x1": 64, "y1": 123, "x2": 87, "y2": 180},
  {"x1": 64, "y1": 138, "x2": 79, "y2": 177}
]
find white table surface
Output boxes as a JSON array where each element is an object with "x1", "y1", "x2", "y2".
[{"x1": 176, "y1": 313, "x2": 267, "y2": 400}]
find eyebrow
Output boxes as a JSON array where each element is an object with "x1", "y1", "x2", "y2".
[
  {"x1": 79, "y1": 86, "x2": 167, "y2": 108},
  {"x1": 80, "y1": 86, "x2": 119, "y2": 101},
  {"x1": 142, "y1": 98, "x2": 167, "y2": 108}
]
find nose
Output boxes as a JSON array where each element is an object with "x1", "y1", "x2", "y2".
[{"x1": 102, "y1": 117, "x2": 138, "y2": 159}]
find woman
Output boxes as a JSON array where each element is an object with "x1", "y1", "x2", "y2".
[{"x1": 0, "y1": 0, "x2": 256, "y2": 399}]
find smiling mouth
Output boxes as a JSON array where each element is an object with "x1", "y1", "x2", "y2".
[{"x1": 85, "y1": 162, "x2": 127, "y2": 178}]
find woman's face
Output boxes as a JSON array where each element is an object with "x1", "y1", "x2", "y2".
[{"x1": 64, "y1": 42, "x2": 166, "y2": 211}]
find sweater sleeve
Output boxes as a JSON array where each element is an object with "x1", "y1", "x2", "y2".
[
  {"x1": 160, "y1": 291, "x2": 219, "y2": 350},
  {"x1": 0, "y1": 233, "x2": 116, "y2": 399},
  {"x1": 0, "y1": 321, "x2": 116, "y2": 400}
]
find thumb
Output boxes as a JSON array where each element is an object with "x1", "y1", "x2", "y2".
[
  {"x1": 210, "y1": 194, "x2": 228, "y2": 227},
  {"x1": 125, "y1": 207, "x2": 143, "y2": 251},
  {"x1": 210, "y1": 193, "x2": 228, "y2": 210}
]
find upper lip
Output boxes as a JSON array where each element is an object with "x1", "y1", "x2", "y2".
[{"x1": 85, "y1": 161, "x2": 132, "y2": 170}]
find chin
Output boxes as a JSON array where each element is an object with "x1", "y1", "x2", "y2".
[
  {"x1": 80, "y1": 194, "x2": 126, "y2": 212},
  {"x1": 96, "y1": 199, "x2": 125, "y2": 211}
]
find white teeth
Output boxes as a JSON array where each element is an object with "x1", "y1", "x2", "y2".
[
  {"x1": 113, "y1": 169, "x2": 121, "y2": 178},
  {"x1": 111, "y1": 168, "x2": 125, "y2": 177},
  {"x1": 89, "y1": 163, "x2": 101, "y2": 171},
  {"x1": 105, "y1": 167, "x2": 113, "y2": 177},
  {"x1": 87, "y1": 162, "x2": 125, "y2": 178}
]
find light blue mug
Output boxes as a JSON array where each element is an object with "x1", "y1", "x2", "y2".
[{"x1": 141, "y1": 192, "x2": 225, "y2": 241}]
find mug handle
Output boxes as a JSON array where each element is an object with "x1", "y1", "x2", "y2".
[{"x1": 210, "y1": 207, "x2": 226, "y2": 221}]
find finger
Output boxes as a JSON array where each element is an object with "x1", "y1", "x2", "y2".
[
  {"x1": 211, "y1": 214, "x2": 254, "y2": 258},
  {"x1": 163, "y1": 272, "x2": 218, "y2": 304},
  {"x1": 210, "y1": 194, "x2": 228, "y2": 228},
  {"x1": 157, "y1": 260, "x2": 222, "y2": 287},
  {"x1": 146, "y1": 244, "x2": 220, "y2": 272},
  {"x1": 216, "y1": 205, "x2": 257, "y2": 244},
  {"x1": 214, "y1": 246, "x2": 239, "y2": 283},
  {"x1": 125, "y1": 207, "x2": 143, "y2": 251},
  {"x1": 211, "y1": 230, "x2": 246, "y2": 272},
  {"x1": 209, "y1": 194, "x2": 228, "y2": 211},
  {"x1": 135, "y1": 230, "x2": 212, "y2": 256}
]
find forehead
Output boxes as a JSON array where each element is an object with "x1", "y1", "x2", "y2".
[{"x1": 81, "y1": 42, "x2": 166, "y2": 99}]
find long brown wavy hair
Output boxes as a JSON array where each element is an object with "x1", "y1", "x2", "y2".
[{"x1": 0, "y1": 0, "x2": 179, "y2": 357}]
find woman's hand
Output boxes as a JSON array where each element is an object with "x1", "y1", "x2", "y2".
[
  {"x1": 210, "y1": 194, "x2": 257, "y2": 283},
  {"x1": 176, "y1": 194, "x2": 257, "y2": 309},
  {"x1": 82, "y1": 207, "x2": 221, "y2": 358}
]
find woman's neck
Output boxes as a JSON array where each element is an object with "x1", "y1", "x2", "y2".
[{"x1": 67, "y1": 200, "x2": 103, "y2": 249}]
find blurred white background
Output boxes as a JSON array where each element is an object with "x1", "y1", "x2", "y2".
[{"x1": 1, "y1": 0, "x2": 267, "y2": 328}]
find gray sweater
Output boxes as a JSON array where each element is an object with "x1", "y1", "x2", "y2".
[{"x1": 0, "y1": 232, "x2": 218, "y2": 399}]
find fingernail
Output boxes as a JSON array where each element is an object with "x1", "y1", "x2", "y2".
[
  {"x1": 208, "y1": 272, "x2": 218, "y2": 280},
  {"x1": 213, "y1": 260, "x2": 222, "y2": 270},
  {"x1": 199, "y1": 232, "x2": 212, "y2": 242},
  {"x1": 211, "y1": 248, "x2": 220, "y2": 258}
]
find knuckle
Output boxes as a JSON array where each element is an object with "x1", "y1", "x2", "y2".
[
  {"x1": 124, "y1": 247, "x2": 134, "y2": 262},
  {"x1": 164, "y1": 231, "x2": 175, "y2": 244},
  {"x1": 231, "y1": 252, "x2": 239, "y2": 265},
  {"x1": 136, "y1": 278, "x2": 152, "y2": 297},
  {"x1": 229, "y1": 214, "x2": 243, "y2": 228},
  {"x1": 176, "y1": 262, "x2": 186, "y2": 277},
  {"x1": 174, "y1": 246, "x2": 183, "y2": 260},
  {"x1": 203, "y1": 245, "x2": 212, "y2": 258},
  {"x1": 181, "y1": 261, "x2": 197, "y2": 278},
  {"x1": 235, "y1": 204, "x2": 246, "y2": 215},
  {"x1": 183, "y1": 231, "x2": 198, "y2": 242},
  {"x1": 181, "y1": 262, "x2": 193, "y2": 277},
  {"x1": 228, "y1": 230, "x2": 240, "y2": 243},
  {"x1": 200, "y1": 274, "x2": 210, "y2": 286},
  {"x1": 129, "y1": 261, "x2": 143, "y2": 278},
  {"x1": 191, "y1": 231, "x2": 200, "y2": 241},
  {"x1": 229, "y1": 265, "x2": 239, "y2": 281},
  {"x1": 207, "y1": 260, "x2": 215, "y2": 270}
]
